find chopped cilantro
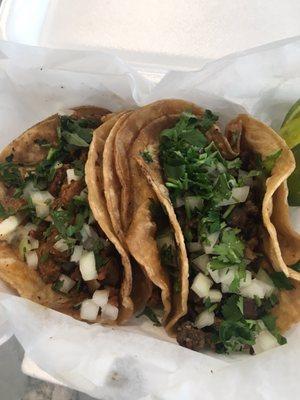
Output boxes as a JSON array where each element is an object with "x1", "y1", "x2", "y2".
[
  {"x1": 221, "y1": 295, "x2": 244, "y2": 322},
  {"x1": 136, "y1": 306, "x2": 161, "y2": 326},
  {"x1": 40, "y1": 252, "x2": 49, "y2": 263},
  {"x1": 52, "y1": 279, "x2": 64, "y2": 293},
  {"x1": 263, "y1": 150, "x2": 282, "y2": 174},
  {"x1": 291, "y1": 262, "x2": 300, "y2": 272},
  {"x1": 34, "y1": 138, "x2": 50, "y2": 147},
  {"x1": 140, "y1": 149, "x2": 153, "y2": 163},
  {"x1": 261, "y1": 314, "x2": 287, "y2": 345},
  {"x1": 0, "y1": 158, "x2": 24, "y2": 188},
  {"x1": 217, "y1": 319, "x2": 257, "y2": 353},
  {"x1": 270, "y1": 272, "x2": 294, "y2": 290}
]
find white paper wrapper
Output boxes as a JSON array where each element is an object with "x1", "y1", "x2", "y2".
[{"x1": 0, "y1": 37, "x2": 300, "y2": 399}]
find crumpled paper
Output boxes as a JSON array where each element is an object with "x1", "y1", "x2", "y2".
[{"x1": 0, "y1": 37, "x2": 300, "y2": 400}]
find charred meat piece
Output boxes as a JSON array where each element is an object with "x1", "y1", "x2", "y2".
[
  {"x1": 38, "y1": 256, "x2": 60, "y2": 283},
  {"x1": 177, "y1": 321, "x2": 206, "y2": 351},
  {"x1": 49, "y1": 167, "x2": 67, "y2": 196},
  {"x1": 0, "y1": 197, "x2": 26, "y2": 214},
  {"x1": 58, "y1": 179, "x2": 85, "y2": 206},
  {"x1": 243, "y1": 298, "x2": 258, "y2": 319}
]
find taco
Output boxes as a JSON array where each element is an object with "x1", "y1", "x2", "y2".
[
  {"x1": 0, "y1": 106, "x2": 135, "y2": 324},
  {"x1": 132, "y1": 100, "x2": 300, "y2": 353}
]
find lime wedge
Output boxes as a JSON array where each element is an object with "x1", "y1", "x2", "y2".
[{"x1": 279, "y1": 100, "x2": 300, "y2": 206}]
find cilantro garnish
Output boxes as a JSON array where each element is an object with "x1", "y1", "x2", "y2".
[
  {"x1": 261, "y1": 314, "x2": 287, "y2": 345},
  {"x1": 291, "y1": 262, "x2": 300, "y2": 272},
  {"x1": 270, "y1": 272, "x2": 294, "y2": 290},
  {"x1": 0, "y1": 156, "x2": 24, "y2": 188},
  {"x1": 140, "y1": 149, "x2": 153, "y2": 163},
  {"x1": 136, "y1": 306, "x2": 161, "y2": 326},
  {"x1": 262, "y1": 150, "x2": 282, "y2": 174}
]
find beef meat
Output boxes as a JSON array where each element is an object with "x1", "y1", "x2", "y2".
[{"x1": 177, "y1": 321, "x2": 206, "y2": 351}]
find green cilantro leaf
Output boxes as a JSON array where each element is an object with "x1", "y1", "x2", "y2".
[
  {"x1": 263, "y1": 150, "x2": 282, "y2": 174},
  {"x1": 261, "y1": 314, "x2": 287, "y2": 345},
  {"x1": 270, "y1": 272, "x2": 294, "y2": 290},
  {"x1": 140, "y1": 149, "x2": 153, "y2": 163},
  {"x1": 136, "y1": 306, "x2": 161, "y2": 326}
]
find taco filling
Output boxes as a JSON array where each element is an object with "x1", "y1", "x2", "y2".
[
  {"x1": 0, "y1": 114, "x2": 121, "y2": 322},
  {"x1": 149, "y1": 111, "x2": 295, "y2": 354}
]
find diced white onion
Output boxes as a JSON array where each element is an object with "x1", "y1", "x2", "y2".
[
  {"x1": 256, "y1": 268, "x2": 274, "y2": 287},
  {"x1": 192, "y1": 254, "x2": 210, "y2": 273},
  {"x1": 175, "y1": 197, "x2": 185, "y2": 208},
  {"x1": 57, "y1": 274, "x2": 76, "y2": 293},
  {"x1": 195, "y1": 310, "x2": 215, "y2": 329},
  {"x1": 80, "y1": 188, "x2": 88, "y2": 200},
  {"x1": 29, "y1": 238, "x2": 39, "y2": 250},
  {"x1": 80, "y1": 299, "x2": 100, "y2": 321},
  {"x1": 35, "y1": 203, "x2": 50, "y2": 218},
  {"x1": 221, "y1": 283, "x2": 230, "y2": 293},
  {"x1": 23, "y1": 223, "x2": 37, "y2": 233},
  {"x1": 185, "y1": 196, "x2": 203, "y2": 211},
  {"x1": 54, "y1": 238, "x2": 69, "y2": 252},
  {"x1": 219, "y1": 268, "x2": 235, "y2": 286},
  {"x1": 54, "y1": 161, "x2": 63, "y2": 170},
  {"x1": 239, "y1": 270, "x2": 252, "y2": 288},
  {"x1": 25, "y1": 250, "x2": 38, "y2": 269},
  {"x1": 219, "y1": 186, "x2": 250, "y2": 206},
  {"x1": 205, "y1": 289, "x2": 222, "y2": 303},
  {"x1": 191, "y1": 273, "x2": 213, "y2": 298},
  {"x1": 0, "y1": 215, "x2": 21, "y2": 238},
  {"x1": 92, "y1": 289, "x2": 109, "y2": 307},
  {"x1": 240, "y1": 278, "x2": 268, "y2": 299},
  {"x1": 31, "y1": 191, "x2": 54, "y2": 205},
  {"x1": 207, "y1": 266, "x2": 221, "y2": 283},
  {"x1": 253, "y1": 330, "x2": 279, "y2": 354},
  {"x1": 203, "y1": 231, "x2": 219, "y2": 254},
  {"x1": 23, "y1": 182, "x2": 37, "y2": 199},
  {"x1": 187, "y1": 242, "x2": 202, "y2": 253},
  {"x1": 238, "y1": 170, "x2": 253, "y2": 186},
  {"x1": 19, "y1": 237, "x2": 31, "y2": 259},
  {"x1": 66, "y1": 168, "x2": 81, "y2": 184},
  {"x1": 79, "y1": 251, "x2": 97, "y2": 281},
  {"x1": 80, "y1": 223, "x2": 98, "y2": 242},
  {"x1": 71, "y1": 245, "x2": 83, "y2": 263},
  {"x1": 101, "y1": 303, "x2": 118, "y2": 321}
]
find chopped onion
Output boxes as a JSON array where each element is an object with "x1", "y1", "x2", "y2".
[
  {"x1": 0, "y1": 215, "x2": 21, "y2": 238},
  {"x1": 256, "y1": 268, "x2": 274, "y2": 287},
  {"x1": 29, "y1": 238, "x2": 39, "y2": 250},
  {"x1": 238, "y1": 170, "x2": 253, "y2": 186},
  {"x1": 240, "y1": 278, "x2": 267, "y2": 299},
  {"x1": 195, "y1": 310, "x2": 215, "y2": 329},
  {"x1": 79, "y1": 251, "x2": 98, "y2": 281},
  {"x1": 101, "y1": 303, "x2": 118, "y2": 321},
  {"x1": 192, "y1": 254, "x2": 210, "y2": 273},
  {"x1": 92, "y1": 289, "x2": 109, "y2": 307},
  {"x1": 253, "y1": 330, "x2": 279, "y2": 354},
  {"x1": 80, "y1": 223, "x2": 99, "y2": 242},
  {"x1": 80, "y1": 188, "x2": 88, "y2": 200},
  {"x1": 207, "y1": 266, "x2": 221, "y2": 283},
  {"x1": 239, "y1": 270, "x2": 252, "y2": 288},
  {"x1": 221, "y1": 283, "x2": 230, "y2": 293},
  {"x1": 219, "y1": 268, "x2": 235, "y2": 286},
  {"x1": 19, "y1": 237, "x2": 32, "y2": 259},
  {"x1": 185, "y1": 196, "x2": 203, "y2": 212},
  {"x1": 175, "y1": 197, "x2": 185, "y2": 208},
  {"x1": 25, "y1": 250, "x2": 38, "y2": 269},
  {"x1": 23, "y1": 223, "x2": 37, "y2": 233},
  {"x1": 54, "y1": 239, "x2": 69, "y2": 252},
  {"x1": 203, "y1": 231, "x2": 219, "y2": 254},
  {"x1": 66, "y1": 168, "x2": 81, "y2": 184},
  {"x1": 187, "y1": 242, "x2": 202, "y2": 253},
  {"x1": 80, "y1": 299, "x2": 100, "y2": 321},
  {"x1": 219, "y1": 186, "x2": 250, "y2": 206},
  {"x1": 57, "y1": 274, "x2": 76, "y2": 293},
  {"x1": 205, "y1": 289, "x2": 222, "y2": 303},
  {"x1": 35, "y1": 203, "x2": 50, "y2": 218},
  {"x1": 23, "y1": 182, "x2": 37, "y2": 199},
  {"x1": 54, "y1": 161, "x2": 63, "y2": 170},
  {"x1": 31, "y1": 191, "x2": 54, "y2": 205},
  {"x1": 191, "y1": 273, "x2": 213, "y2": 298},
  {"x1": 71, "y1": 245, "x2": 83, "y2": 263}
]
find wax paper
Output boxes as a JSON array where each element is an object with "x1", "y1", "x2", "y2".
[{"x1": 0, "y1": 37, "x2": 300, "y2": 400}]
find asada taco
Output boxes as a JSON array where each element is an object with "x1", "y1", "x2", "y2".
[
  {"x1": 131, "y1": 100, "x2": 300, "y2": 353},
  {"x1": 0, "y1": 106, "x2": 135, "y2": 324}
]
